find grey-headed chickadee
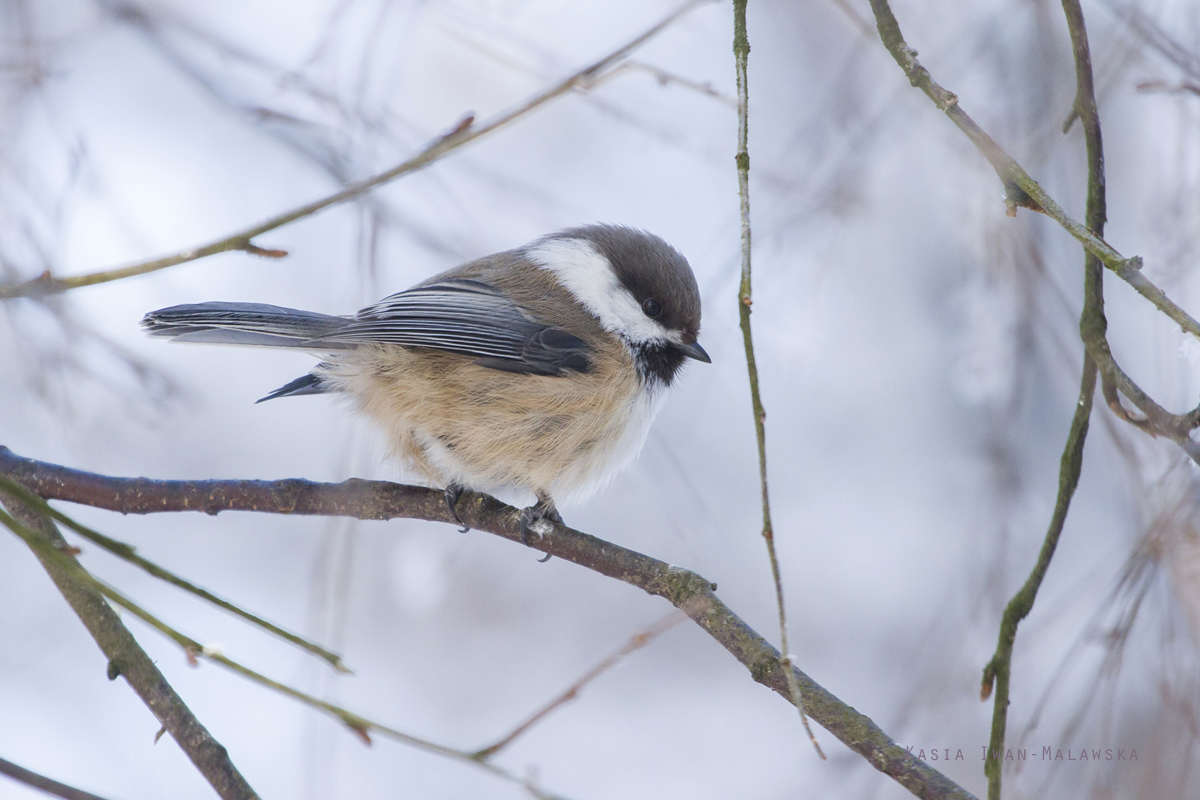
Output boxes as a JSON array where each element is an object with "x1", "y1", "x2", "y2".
[{"x1": 142, "y1": 224, "x2": 709, "y2": 547}]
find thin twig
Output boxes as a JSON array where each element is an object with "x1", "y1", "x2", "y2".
[
  {"x1": 0, "y1": 474, "x2": 349, "y2": 673},
  {"x1": 581, "y1": 61, "x2": 738, "y2": 107},
  {"x1": 472, "y1": 611, "x2": 689, "y2": 759},
  {"x1": 0, "y1": 505, "x2": 563, "y2": 800},
  {"x1": 1135, "y1": 79, "x2": 1200, "y2": 97},
  {"x1": 979, "y1": 4, "x2": 1104, "y2": 798},
  {"x1": 732, "y1": 0, "x2": 824, "y2": 760},
  {"x1": 827, "y1": 0, "x2": 877, "y2": 38},
  {"x1": 0, "y1": 0, "x2": 711, "y2": 301},
  {"x1": 0, "y1": 496, "x2": 260, "y2": 800},
  {"x1": 0, "y1": 756, "x2": 114, "y2": 800},
  {"x1": 865, "y1": 0, "x2": 1200, "y2": 342},
  {"x1": 978, "y1": 361, "x2": 1096, "y2": 798},
  {"x1": 0, "y1": 447, "x2": 978, "y2": 800},
  {"x1": 1102, "y1": 0, "x2": 1200, "y2": 81}
]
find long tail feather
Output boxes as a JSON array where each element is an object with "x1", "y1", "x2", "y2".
[{"x1": 141, "y1": 302, "x2": 351, "y2": 348}]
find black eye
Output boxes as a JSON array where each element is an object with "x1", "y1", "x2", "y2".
[{"x1": 642, "y1": 298, "x2": 662, "y2": 318}]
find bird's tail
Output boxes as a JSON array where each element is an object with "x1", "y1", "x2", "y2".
[
  {"x1": 141, "y1": 302, "x2": 351, "y2": 348},
  {"x1": 142, "y1": 302, "x2": 348, "y2": 402}
]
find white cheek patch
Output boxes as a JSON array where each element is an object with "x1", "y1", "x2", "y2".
[{"x1": 526, "y1": 237, "x2": 667, "y2": 346}]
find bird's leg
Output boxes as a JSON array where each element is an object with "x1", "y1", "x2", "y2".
[
  {"x1": 444, "y1": 483, "x2": 469, "y2": 533},
  {"x1": 519, "y1": 492, "x2": 561, "y2": 563}
]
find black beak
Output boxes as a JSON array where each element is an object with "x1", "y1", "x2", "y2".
[{"x1": 678, "y1": 340, "x2": 711, "y2": 363}]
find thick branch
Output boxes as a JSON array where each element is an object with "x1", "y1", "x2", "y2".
[
  {"x1": 0, "y1": 490, "x2": 258, "y2": 800},
  {"x1": 0, "y1": 446, "x2": 977, "y2": 800},
  {"x1": 0, "y1": 0, "x2": 708, "y2": 301}
]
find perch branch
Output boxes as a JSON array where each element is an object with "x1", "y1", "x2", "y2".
[{"x1": 0, "y1": 446, "x2": 977, "y2": 800}]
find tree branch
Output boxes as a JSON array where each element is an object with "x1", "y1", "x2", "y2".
[
  {"x1": 0, "y1": 490, "x2": 259, "y2": 800},
  {"x1": 0, "y1": 0, "x2": 711, "y2": 301},
  {"x1": 865, "y1": 0, "x2": 1200, "y2": 342},
  {"x1": 0, "y1": 756, "x2": 114, "y2": 800},
  {"x1": 0, "y1": 483, "x2": 562, "y2": 799},
  {"x1": 979, "y1": 5, "x2": 1107, "y2": 798},
  {"x1": 978, "y1": 358, "x2": 1095, "y2": 799},
  {"x1": 0, "y1": 446, "x2": 977, "y2": 800},
  {"x1": 472, "y1": 611, "x2": 688, "y2": 760},
  {"x1": 732, "y1": 0, "x2": 822, "y2": 760},
  {"x1": 0, "y1": 474, "x2": 348, "y2": 673}
]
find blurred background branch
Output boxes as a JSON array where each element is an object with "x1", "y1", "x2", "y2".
[
  {"x1": 0, "y1": 756, "x2": 114, "y2": 800},
  {"x1": 867, "y1": 0, "x2": 1200, "y2": 343},
  {"x1": 0, "y1": 0, "x2": 711, "y2": 301}
]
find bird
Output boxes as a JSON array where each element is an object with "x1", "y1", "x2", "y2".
[{"x1": 142, "y1": 224, "x2": 710, "y2": 553}]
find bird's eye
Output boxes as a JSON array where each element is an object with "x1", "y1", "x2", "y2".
[{"x1": 642, "y1": 298, "x2": 662, "y2": 318}]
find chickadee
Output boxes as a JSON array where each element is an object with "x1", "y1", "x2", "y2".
[{"x1": 142, "y1": 224, "x2": 710, "y2": 548}]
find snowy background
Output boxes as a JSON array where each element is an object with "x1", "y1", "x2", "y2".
[{"x1": 4, "y1": 0, "x2": 1200, "y2": 797}]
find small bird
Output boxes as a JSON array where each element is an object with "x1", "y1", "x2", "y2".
[{"x1": 142, "y1": 224, "x2": 710, "y2": 549}]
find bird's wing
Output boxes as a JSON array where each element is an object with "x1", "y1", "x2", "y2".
[{"x1": 316, "y1": 279, "x2": 592, "y2": 376}]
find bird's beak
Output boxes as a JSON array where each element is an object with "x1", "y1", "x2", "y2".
[{"x1": 678, "y1": 340, "x2": 711, "y2": 363}]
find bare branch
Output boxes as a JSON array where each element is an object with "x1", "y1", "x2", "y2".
[
  {"x1": 0, "y1": 0, "x2": 712, "y2": 301},
  {"x1": 979, "y1": 355, "x2": 1096, "y2": 799},
  {"x1": 0, "y1": 497, "x2": 563, "y2": 800},
  {"x1": 1135, "y1": 79, "x2": 1200, "y2": 97},
  {"x1": 0, "y1": 494, "x2": 259, "y2": 800},
  {"x1": 732, "y1": 0, "x2": 823, "y2": 760},
  {"x1": 0, "y1": 474, "x2": 349, "y2": 673},
  {"x1": 865, "y1": 0, "x2": 1200, "y2": 342},
  {"x1": 472, "y1": 611, "x2": 689, "y2": 759},
  {"x1": 0, "y1": 756, "x2": 113, "y2": 800},
  {"x1": 982, "y1": 5, "x2": 1107, "y2": 798},
  {"x1": 1103, "y1": 0, "x2": 1200, "y2": 81},
  {"x1": 581, "y1": 61, "x2": 737, "y2": 107},
  {"x1": 0, "y1": 446, "x2": 978, "y2": 800}
]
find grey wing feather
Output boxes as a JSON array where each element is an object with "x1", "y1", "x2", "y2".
[
  {"x1": 313, "y1": 279, "x2": 591, "y2": 375},
  {"x1": 142, "y1": 282, "x2": 591, "y2": 375}
]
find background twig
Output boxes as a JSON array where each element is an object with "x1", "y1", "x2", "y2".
[
  {"x1": 472, "y1": 611, "x2": 688, "y2": 759},
  {"x1": 0, "y1": 756, "x2": 114, "y2": 800},
  {"x1": 732, "y1": 0, "x2": 823, "y2": 760},
  {"x1": 865, "y1": 0, "x2": 1200, "y2": 342},
  {"x1": 0, "y1": 0, "x2": 710, "y2": 301},
  {"x1": 0, "y1": 490, "x2": 260, "y2": 800},
  {"x1": 978, "y1": 2, "x2": 1104, "y2": 798}
]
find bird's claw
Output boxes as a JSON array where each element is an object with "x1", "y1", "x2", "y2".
[
  {"x1": 519, "y1": 496, "x2": 561, "y2": 563},
  {"x1": 444, "y1": 484, "x2": 469, "y2": 533}
]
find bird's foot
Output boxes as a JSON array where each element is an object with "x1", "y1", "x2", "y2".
[
  {"x1": 444, "y1": 483, "x2": 469, "y2": 533},
  {"x1": 519, "y1": 495, "x2": 560, "y2": 563}
]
